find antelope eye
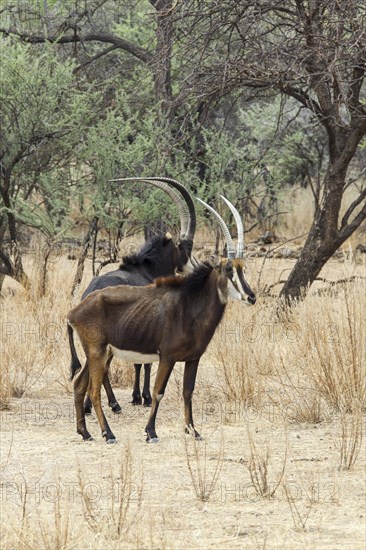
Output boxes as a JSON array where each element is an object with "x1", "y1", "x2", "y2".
[{"x1": 225, "y1": 264, "x2": 233, "y2": 275}]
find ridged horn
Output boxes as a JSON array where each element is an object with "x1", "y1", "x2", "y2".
[
  {"x1": 110, "y1": 177, "x2": 196, "y2": 242},
  {"x1": 134, "y1": 179, "x2": 190, "y2": 240},
  {"x1": 220, "y1": 196, "x2": 244, "y2": 258},
  {"x1": 196, "y1": 197, "x2": 236, "y2": 259}
]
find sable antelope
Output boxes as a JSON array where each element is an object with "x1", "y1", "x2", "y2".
[
  {"x1": 67, "y1": 196, "x2": 256, "y2": 444},
  {"x1": 81, "y1": 177, "x2": 196, "y2": 414}
]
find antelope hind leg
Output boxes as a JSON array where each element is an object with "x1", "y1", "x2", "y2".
[{"x1": 74, "y1": 365, "x2": 93, "y2": 441}]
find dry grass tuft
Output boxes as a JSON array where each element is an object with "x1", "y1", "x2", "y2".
[
  {"x1": 294, "y1": 283, "x2": 366, "y2": 414},
  {"x1": 210, "y1": 301, "x2": 269, "y2": 407},
  {"x1": 283, "y1": 481, "x2": 314, "y2": 531},
  {"x1": 0, "y1": 362, "x2": 11, "y2": 410},
  {"x1": 2, "y1": 474, "x2": 80, "y2": 550},
  {"x1": 1, "y1": 263, "x2": 73, "y2": 400},
  {"x1": 77, "y1": 444, "x2": 143, "y2": 539},
  {"x1": 337, "y1": 410, "x2": 364, "y2": 471},
  {"x1": 245, "y1": 427, "x2": 287, "y2": 499},
  {"x1": 184, "y1": 435, "x2": 224, "y2": 501}
]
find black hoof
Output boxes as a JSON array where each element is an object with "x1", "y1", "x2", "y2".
[
  {"x1": 131, "y1": 397, "x2": 142, "y2": 406},
  {"x1": 109, "y1": 402, "x2": 122, "y2": 414},
  {"x1": 102, "y1": 430, "x2": 116, "y2": 444},
  {"x1": 185, "y1": 426, "x2": 203, "y2": 440},
  {"x1": 78, "y1": 429, "x2": 93, "y2": 441},
  {"x1": 145, "y1": 429, "x2": 158, "y2": 443},
  {"x1": 143, "y1": 396, "x2": 152, "y2": 407}
]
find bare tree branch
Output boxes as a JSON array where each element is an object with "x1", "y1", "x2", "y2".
[{"x1": 0, "y1": 29, "x2": 153, "y2": 63}]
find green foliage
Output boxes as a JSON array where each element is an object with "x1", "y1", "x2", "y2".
[
  {"x1": 238, "y1": 98, "x2": 327, "y2": 187},
  {"x1": 0, "y1": 37, "x2": 97, "y2": 239},
  {"x1": 80, "y1": 97, "x2": 200, "y2": 235},
  {"x1": 1, "y1": 39, "x2": 86, "y2": 163},
  {"x1": 0, "y1": 3, "x2": 335, "y2": 247},
  {"x1": 112, "y1": 0, "x2": 153, "y2": 47}
]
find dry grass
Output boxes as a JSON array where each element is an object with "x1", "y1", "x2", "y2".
[
  {"x1": 293, "y1": 285, "x2": 366, "y2": 413},
  {"x1": 184, "y1": 435, "x2": 224, "y2": 501},
  {"x1": 108, "y1": 359, "x2": 135, "y2": 390},
  {"x1": 77, "y1": 444, "x2": 143, "y2": 539},
  {"x1": 283, "y1": 482, "x2": 314, "y2": 531},
  {"x1": 0, "y1": 243, "x2": 365, "y2": 549},
  {"x1": 245, "y1": 428, "x2": 287, "y2": 499},
  {"x1": 337, "y1": 410, "x2": 364, "y2": 471}
]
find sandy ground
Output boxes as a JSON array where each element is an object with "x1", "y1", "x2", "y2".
[{"x1": 1, "y1": 378, "x2": 365, "y2": 549}]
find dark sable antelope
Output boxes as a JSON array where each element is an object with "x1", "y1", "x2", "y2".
[
  {"x1": 81, "y1": 177, "x2": 196, "y2": 414},
  {"x1": 67, "y1": 196, "x2": 256, "y2": 443}
]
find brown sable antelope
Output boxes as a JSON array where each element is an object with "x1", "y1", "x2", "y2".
[
  {"x1": 81, "y1": 177, "x2": 196, "y2": 415},
  {"x1": 67, "y1": 196, "x2": 256, "y2": 444}
]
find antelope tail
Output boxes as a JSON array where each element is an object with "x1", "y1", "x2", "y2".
[{"x1": 68, "y1": 323, "x2": 82, "y2": 380}]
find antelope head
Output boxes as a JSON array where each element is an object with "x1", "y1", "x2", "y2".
[
  {"x1": 197, "y1": 196, "x2": 256, "y2": 306},
  {"x1": 110, "y1": 176, "x2": 197, "y2": 273}
]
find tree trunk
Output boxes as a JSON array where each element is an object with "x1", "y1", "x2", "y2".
[
  {"x1": 150, "y1": 0, "x2": 174, "y2": 112},
  {"x1": 280, "y1": 164, "x2": 365, "y2": 302},
  {"x1": 71, "y1": 217, "x2": 98, "y2": 296},
  {"x1": 0, "y1": 248, "x2": 30, "y2": 290},
  {"x1": 280, "y1": 230, "x2": 342, "y2": 302},
  {"x1": 35, "y1": 239, "x2": 52, "y2": 298},
  {"x1": 0, "y1": 181, "x2": 30, "y2": 288}
]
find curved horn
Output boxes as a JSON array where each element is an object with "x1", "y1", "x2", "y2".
[
  {"x1": 136, "y1": 179, "x2": 190, "y2": 240},
  {"x1": 144, "y1": 177, "x2": 196, "y2": 242},
  {"x1": 220, "y1": 196, "x2": 244, "y2": 258},
  {"x1": 196, "y1": 197, "x2": 236, "y2": 259},
  {"x1": 110, "y1": 176, "x2": 196, "y2": 242}
]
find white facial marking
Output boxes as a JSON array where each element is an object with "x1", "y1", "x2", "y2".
[
  {"x1": 229, "y1": 268, "x2": 246, "y2": 300},
  {"x1": 182, "y1": 256, "x2": 195, "y2": 274},
  {"x1": 230, "y1": 269, "x2": 254, "y2": 305},
  {"x1": 110, "y1": 346, "x2": 159, "y2": 363}
]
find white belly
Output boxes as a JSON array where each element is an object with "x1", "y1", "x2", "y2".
[{"x1": 110, "y1": 346, "x2": 159, "y2": 363}]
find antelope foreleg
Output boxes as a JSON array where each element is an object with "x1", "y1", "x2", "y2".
[
  {"x1": 132, "y1": 364, "x2": 142, "y2": 405},
  {"x1": 83, "y1": 395, "x2": 92, "y2": 415},
  {"x1": 145, "y1": 359, "x2": 175, "y2": 442},
  {"x1": 142, "y1": 363, "x2": 152, "y2": 406},
  {"x1": 183, "y1": 359, "x2": 202, "y2": 440},
  {"x1": 103, "y1": 367, "x2": 122, "y2": 413}
]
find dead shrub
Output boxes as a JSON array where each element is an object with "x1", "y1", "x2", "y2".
[
  {"x1": 184, "y1": 435, "x2": 224, "y2": 502},
  {"x1": 245, "y1": 428, "x2": 287, "y2": 499}
]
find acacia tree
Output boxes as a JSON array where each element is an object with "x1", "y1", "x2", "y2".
[
  {"x1": 0, "y1": 38, "x2": 97, "y2": 288},
  {"x1": 0, "y1": 0, "x2": 214, "y2": 176},
  {"x1": 0, "y1": 1, "x2": 174, "y2": 111},
  {"x1": 2, "y1": 0, "x2": 365, "y2": 302},
  {"x1": 174, "y1": 0, "x2": 366, "y2": 301}
]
